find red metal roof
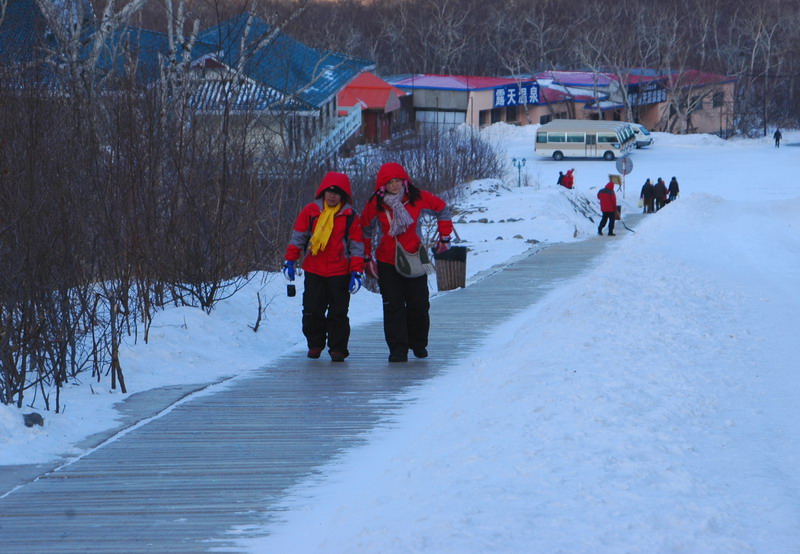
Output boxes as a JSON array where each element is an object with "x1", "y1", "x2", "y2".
[
  {"x1": 537, "y1": 69, "x2": 670, "y2": 86},
  {"x1": 338, "y1": 72, "x2": 406, "y2": 112},
  {"x1": 391, "y1": 74, "x2": 535, "y2": 91},
  {"x1": 667, "y1": 69, "x2": 736, "y2": 87}
]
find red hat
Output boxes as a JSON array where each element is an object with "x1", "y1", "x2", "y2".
[
  {"x1": 315, "y1": 172, "x2": 352, "y2": 201},
  {"x1": 375, "y1": 162, "x2": 410, "y2": 191}
]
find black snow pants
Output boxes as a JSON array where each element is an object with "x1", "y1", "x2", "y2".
[
  {"x1": 377, "y1": 261, "x2": 430, "y2": 356},
  {"x1": 599, "y1": 211, "x2": 616, "y2": 234},
  {"x1": 302, "y1": 272, "x2": 351, "y2": 355}
]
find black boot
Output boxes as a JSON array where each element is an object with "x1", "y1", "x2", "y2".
[
  {"x1": 388, "y1": 351, "x2": 408, "y2": 363},
  {"x1": 597, "y1": 227, "x2": 603, "y2": 236}
]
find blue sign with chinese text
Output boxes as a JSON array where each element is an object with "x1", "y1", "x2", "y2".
[
  {"x1": 628, "y1": 82, "x2": 667, "y2": 106},
  {"x1": 493, "y1": 83, "x2": 540, "y2": 107}
]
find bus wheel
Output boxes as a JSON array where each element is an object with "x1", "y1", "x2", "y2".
[
  {"x1": 553, "y1": 151, "x2": 564, "y2": 161},
  {"x1": 603, "y1": 151, "x2": 615, "y2": 161}
]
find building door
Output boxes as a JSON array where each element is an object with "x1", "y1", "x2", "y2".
[
  {"x1": 365, "y1": 112, "x2": 378, "y2": 143},
  {"x1": 380, "y1": 113, "x2": 391, "y2": 142}
]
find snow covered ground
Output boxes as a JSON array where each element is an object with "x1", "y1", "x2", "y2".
[{"x1": 2, "y1": 124, "x2": 800, "y2": 552}]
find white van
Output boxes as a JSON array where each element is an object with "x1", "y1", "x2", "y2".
[
  {"x1": 535, "y1": 119, "x2": 636, "y2": 161},
  {"x1": 631, "y1": 123, "x2": 654, "y2": 148}
]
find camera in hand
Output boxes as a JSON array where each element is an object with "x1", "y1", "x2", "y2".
[{"x1": 287, "y1": 283, "x2": 296, "y2": 297}]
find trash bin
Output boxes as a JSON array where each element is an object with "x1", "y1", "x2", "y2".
[{"x1": 433, "y1": 246, "x2": 467, "y2": 291}]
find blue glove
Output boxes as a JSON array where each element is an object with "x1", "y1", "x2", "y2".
[
  {"x1": 282, "y1": 260, "x2": 295, "y2": 281},
  {"x1": 349, "y1": 272, "x2": 362, "y2": 295}
]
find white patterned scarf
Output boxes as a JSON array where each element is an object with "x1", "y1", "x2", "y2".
[{"x1": 383, "y1": 192, "x2": 414, "y2": 236}]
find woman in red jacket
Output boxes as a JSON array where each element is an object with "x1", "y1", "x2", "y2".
[
  {"x1": 596, "y1": 181, "x2": 617, "y2": 236},
  {"x1": 360, "y1": 163, "x2": 453, "y2": 362},
  {"x1": 561, "y1": 168, "x2": 575, "y2": 189},
  {"x1": 283, "y1": 172, "x2": 364, "y2": 362}
]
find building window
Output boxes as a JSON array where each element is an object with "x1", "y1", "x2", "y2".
[
  {"x1": 479, "y1": 109, "x2": 490, "y2": 126},
  {"x1": 506, "y1": 105, "x2": 518, "y2": 123},
  {"x1": 712, "y1": 92, "x2": 724, "y2": 108},
  {"x1": 491, "y1": 108, "x2": 502, "y2": 123},
  {"x1": 416, "y1": 110, "x2": 467, "y2": 125}
]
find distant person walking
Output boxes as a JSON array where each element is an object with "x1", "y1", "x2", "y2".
[
  {"x1": 561, "y1": 168, "x2": 575, "y2": 189},
  {"x1": 557, "y1": 171, "x2": 564, "y2": 186},
  {"x1": 774, "y1": 128, "x2": 782, "y2": 148},
  {"x1": 668, "y1": 176, "x2": 680, "y2": 202},
  {"x1": 597, "y1": 181, "x2": 617, "y2": 236},
  {"x1": 283, "y1": 172, "x2": 365, "y2": 362},
  {"x1": 640, "y1": 178, "x2": 655, "y2": 213},
  {"x1": 654, "y1": 177, "x2": 668, "y2": 211}
]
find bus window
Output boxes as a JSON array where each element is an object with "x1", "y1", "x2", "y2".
[
  {"x1": 548, "y1": 132, "x2": 566, "y2": 143},
  {"x1": 598, "y1": 133, "x2": 617, "y2": 143},
  {"x1": 567, "y1": 132, "x2": 584, "y2": 143},
  {"x1": 623, "y1": 127, "x2": 634, "y2": 142},
  {"x1": 536, "y1": 132, "x2": 547, "y2": 143}
]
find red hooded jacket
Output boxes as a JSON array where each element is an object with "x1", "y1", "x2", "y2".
[
  {"x1": 285, "y1": 172, "x2": 365, "y2": 277},
  {"x1": 360, "y1": 163, "x2": 453, "y2": 265},
  {"x1": 597, "y1": 182, "x2": 617, "y2": 213},
  {"x1": 561, "y1": 169, "x2": 574, "y2": 189}
]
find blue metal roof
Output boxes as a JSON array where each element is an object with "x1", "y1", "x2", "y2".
[
  {"x1": 197, "y1": 14, "x2": 373, "y2": 109},
  {"x1": 1, "y1": 7, "x2": 373, "y2": 110},
  {"x1": 0, "y1": 0, "x2": 56, "y2": 64},
  {"x1": 90, "y1": 26, "x2": 196, "y2": 85}
]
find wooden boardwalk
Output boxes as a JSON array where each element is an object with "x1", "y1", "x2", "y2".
[{"x1": 0, "y1": 224, "x2": 637, "y2": 553}]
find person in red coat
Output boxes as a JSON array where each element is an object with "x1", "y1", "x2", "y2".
[
  {"x1": 597, "y1": 181, "x2": 617, "y2": 236},
  {"x1": 561, "y1": 168, "x2": 575, "y2": 189},
  {"x1": 283, "y1": 172, "x2": 365, "y2": 362},
  {"x1": 360, "y1": 162, "x2": 453, "y2": 362}
]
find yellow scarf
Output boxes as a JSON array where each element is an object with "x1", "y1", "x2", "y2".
[{"x1": 309, "y1": 203, "x2": 341, "y2": 255}]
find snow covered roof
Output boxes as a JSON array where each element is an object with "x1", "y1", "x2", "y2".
[
  {"x1": 537, "y1": 81, "x2": 602, "y2": 104},
  {"x1": 536, "y1": 70, "x2": 620, "y2": 88},
  {"x1": 188, "y1": 78, "x2": 300, "y2": 113},
  {"x1": 583, "y1": 100, "x2": 625, "y2": 112}
]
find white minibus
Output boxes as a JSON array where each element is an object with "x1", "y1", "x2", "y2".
[
  {"x1": 535, "y1": 120, "x2": 636, "y2": 161},
  {"x1": 631, "y1": 123, "x2": 654, "y2": 148}
]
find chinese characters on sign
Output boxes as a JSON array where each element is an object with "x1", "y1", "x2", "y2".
[
  {"x1": 493, "y1": 82, "x2": 540, "y2": 107},
  {"x1": 628, "y1": 82, "x2": 667, "y2": 106}
]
